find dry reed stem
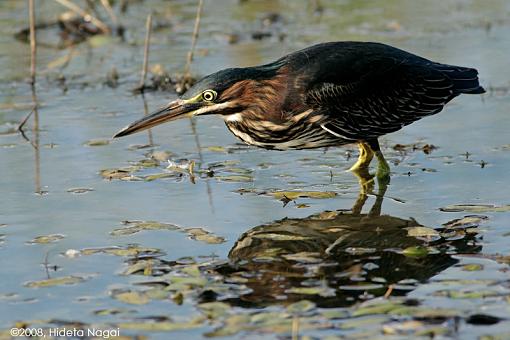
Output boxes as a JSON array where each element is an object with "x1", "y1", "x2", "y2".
[
  {"x1": 29, "y1": 0, "x2": 36, "y2": 85},
  {"x1": 184, "y1": 0, "x2": 204, "y2": 77},
  {"x1": 31, "y1": 86, "x2": 40, "y2": 144},
  {"x1": 20, "y1": 0, "x2": 38, "y2": 145},
  {"x1": 54, "y1": 0, "x2": 110, "y2": 33},
  {"x1": 139, "y1": 13, "x2": 152, "y2": 90}
]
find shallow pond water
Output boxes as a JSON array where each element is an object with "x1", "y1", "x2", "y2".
[{"x1": 1, "y1": 0, "x2": 510, "y2": 339}]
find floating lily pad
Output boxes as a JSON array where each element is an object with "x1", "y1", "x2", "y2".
[
  {"x1": 112, "y1": 290, "x2": 150, "y2": 305},
  {"x1": 25, "y1": 275, "x2": 86, "y2": 288},
  {"x1": 443, "y1": 215, "x2": 488, "y2": 227},
  {"x1": 122, "y1": 259, "x2": 155, "y2": 276},
  {"x1": 406, "y1": 226, "x2": 439, "y2": 239},
  {"x1": 315, "y1": 211, "x2": 340, "y2": 220},
  {"x1": 27, "y1": 234, "x2": 65, "y2": 244},
  {"x1": 145, "y1": 287, "x2": 170, "y2": 300},
  {"x1": 382, "y1": 320, "x2": 426, "y2": 335},
  {"x1": 144, "y1": 173, "x2": 176, "y2": 181},
  {"x1": 111, "y1": 221, "x2": 180, "y2": 236},
  {"x1": 100, "y1": 167, "x2": 139, "y2": 180},
  {"x1": 206, "y1": 146, "x2": 227, "y2": 153},
  {"x1": 433, "y1": 290, "x2": 502, "y2": 299},
  {"x1": 286, "y1": 300, "x2": 316, "y2": 313},
  {"x1": 80, "y1": 245, "x2": 162, "y2": 257},
  {"x1": 208, "y1": 160, "x2": 241, "y2": 169},
  {"x1": 167, "y1": 160, "x2": 195, "y2": 173},
  {"x1": 285, "y1": 286, "x2": 336, "y2": 297},
  {"x1": 128, "y1": 143, "x2": 154, "y2": 150},
  {"x1": 406, "y1": 307, "x2": 459, "y2": 319},
  {"x1": 166, "y1": 275, "x2": 208, "y2": 290},
  {"x1": 118, "y1": 315, "x2": 206, "y2": 332},
  {"x1": 134, "y1": 158, "x2": 160, "y2": 168},
  {"x1": 339, "y1": 315, "x2": 390, "y2": 330},
  {"x1": 215, "y1": 175, "x2": 253, "y2": 182},
  {"x1": 440, "y1": 204, "x2": 510, "y2": 213},
  {"x1": 352, "y1": 302, "x2": 402, "y2": 317},
  {"x1": 224, "y1": 167, "x2": 253, "y2": 174},
  {"x1": 339, "y1": 283, "x2": 385, "y2": 291},
  {"x1": 67, "y1": 187, "x2": 94, "y2": 194},
  {"x1": 320, "y1": 309, "x2": 350, "y2": 319},
  {"x1": 268, "y1": 191, "x2": 337, "y2": 200},
  {"x1": 344, "y1": 247, "x2": 376, "y2": 255},
  {"x1": 296, "y1": 203, "x2": 310, "y2": 208},
  {"x1": 84, "y1": 139, "x2": 110, "y2": 146},
  {"x1": 461, "y1": 263, "x2": 484, "y2": 271},
  {"x1": 185, "y1": 228, "x2": 226, "y2": 244},
  {"x1": 93, "y1": 308, "x2": 135, "y2": 316},
  {"x1": 198, "y1": 302, "x2": 231, "y2": 319}
]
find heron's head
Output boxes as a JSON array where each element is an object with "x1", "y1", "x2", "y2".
[{"x1": 113, "y1": 66, "x2": 282, "y2": 138}]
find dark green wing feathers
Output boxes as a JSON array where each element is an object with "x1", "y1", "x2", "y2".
[{"x1": 284, "y1": 42, "x2": 484, "y2": 140}]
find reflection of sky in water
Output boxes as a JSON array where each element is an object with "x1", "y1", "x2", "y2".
[{"x1": 0, "y1": 0, "x2": 509, "y2": 336}]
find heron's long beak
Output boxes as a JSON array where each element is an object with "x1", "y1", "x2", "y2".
[{"x1": 113, "y1": 99, "x2": 198, "y2": 138}]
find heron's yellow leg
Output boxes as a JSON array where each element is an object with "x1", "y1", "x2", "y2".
[
  {"x1": 375, "y1": 151, "x2": 391, "y2": 180},
  {"x1": 348, "y1": 142, "x2": 374, "y2": 173}
]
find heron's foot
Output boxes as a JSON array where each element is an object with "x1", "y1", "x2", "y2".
[{"x1": 348, "y1": 142, "x2": 374, "y2": 172}]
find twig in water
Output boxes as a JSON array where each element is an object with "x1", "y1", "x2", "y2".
[
  {"x1": 183, "y1": 0, "x2": 204, "y2": 77},
  {"x1": 18, "y1": 106, "x2": 36, "y2": 144},
  {"x1": 138, "y1": 13, "x2": 152, "y2": 91},
  {"x1": 54, "y1": 0, "x2": 110, "y2": 34},
  {"x1": 384, "y1": 284, "x2": 394, "y2": 299},
  {"x1": 29, "y1": 0, "x2": 36, "y2": 85}
]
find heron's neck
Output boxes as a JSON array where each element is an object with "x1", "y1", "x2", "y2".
[{"x1": 224, "y1": 72, "x2": 290, "y2": 124}]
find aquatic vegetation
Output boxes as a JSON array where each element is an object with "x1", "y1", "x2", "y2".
[{"x1": 1, "y1": 1, "x2": 510, "y2": 339}]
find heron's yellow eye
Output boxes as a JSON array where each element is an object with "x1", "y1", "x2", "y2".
[{"x1": 202, "y1": 90, "x2": 217, "y2": 102}]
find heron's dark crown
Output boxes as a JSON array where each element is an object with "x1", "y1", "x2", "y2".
[{"x1": 182, "y1": 61, "x2": 286, "y2": 101}]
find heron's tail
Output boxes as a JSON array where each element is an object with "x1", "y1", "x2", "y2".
[{"x1": 434, "y1": 64, "x2": 485, "y2": 95}]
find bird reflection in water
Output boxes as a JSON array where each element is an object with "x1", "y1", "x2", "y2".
[{"x1": 214, "y1": 179, "x2": 482, "y2": 308}]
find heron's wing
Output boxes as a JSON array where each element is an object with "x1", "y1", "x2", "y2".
[{"x1": 305, "y1": 60, "x2": 475, "y2": 140}]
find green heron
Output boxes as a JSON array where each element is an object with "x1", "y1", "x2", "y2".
[{"x1": 114, "y1": 41, "x2": 484, "y2": 178}]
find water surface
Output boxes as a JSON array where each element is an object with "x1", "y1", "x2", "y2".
[{"x1": 1, "y1": 1, "x2": 510, "y2": 339}]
